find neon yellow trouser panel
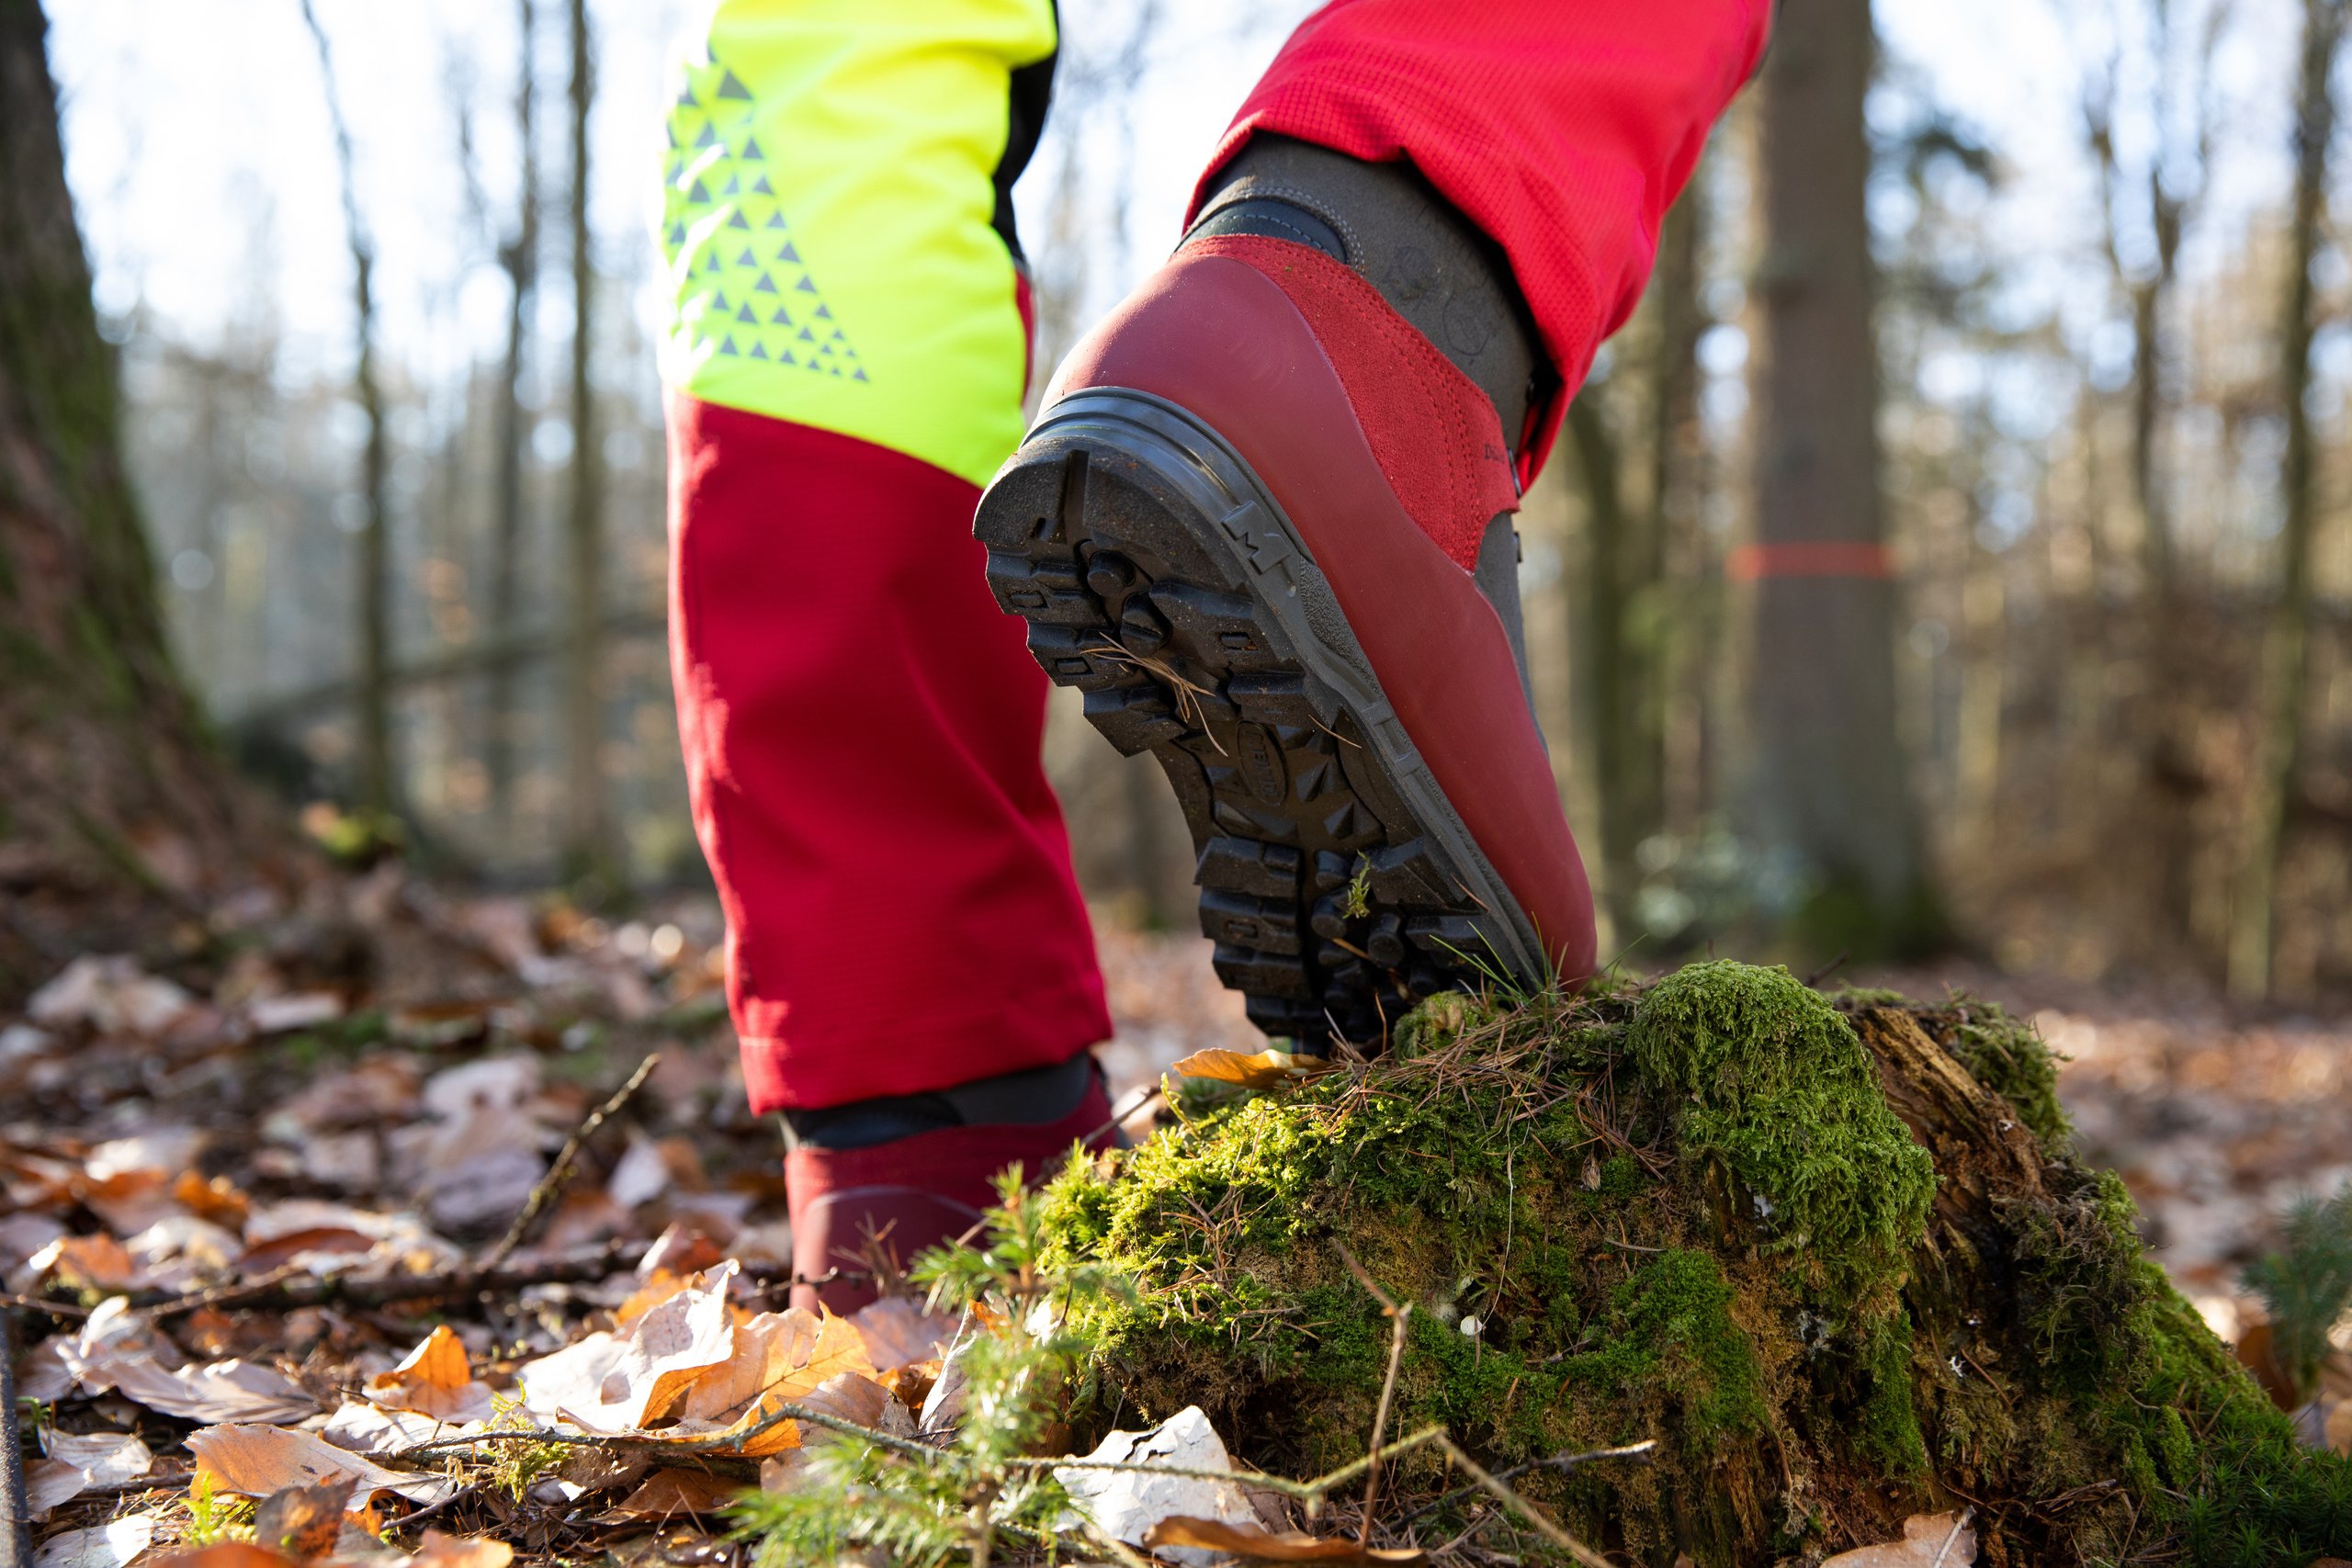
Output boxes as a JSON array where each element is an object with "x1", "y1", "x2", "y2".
[{"x1": 657, "y1": 0, "x2": 1055, "y2": 488}]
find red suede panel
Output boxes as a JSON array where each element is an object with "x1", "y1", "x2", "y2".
[
  {"x1": 666, "y1": 393, "x2": 1110, "y2": 1113},
  {"x1": 1189, "y1": 0, "x2": 1771, "y2": 486},
  {"x1": 1181, "y1": 235, "x2": 1515, "y2": 572},
  {"x1": 1047, "y1": 254, "x2": 1596, "y2": 981},
  {"x1": 785, "y1": 1075, "x2": 1114, "y2": 1309}
]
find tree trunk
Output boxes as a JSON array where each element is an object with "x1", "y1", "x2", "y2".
[
  {"x1": 2230, "y1": 0, "x2": 2344, "y2": 998},
  {"x1": 562, "y1": 0, "x2": 611, "y2": 888},
  {"x1": 486, "y1": 0, "x2": 539, "y2": 829},
  {"x1": 1566, "y1": 389, "x2": 1641, "y2": 943},
  {"x1": 0, "y1": 0, "x2": 272, "y2": 998},
  {"x1": 300, "y1": 0, "x2": 394, "y2": 818},
  {"x1": 1742, "y1": 0, "x2": 1935, "y2": 957},
  {"x1": 1649, "y1": 181, "x2": 1710, "y2": 841}
]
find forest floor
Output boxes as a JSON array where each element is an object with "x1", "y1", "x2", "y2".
[{"x1": 5, "y1": 870, "x2": 2348, "y2": 1568}]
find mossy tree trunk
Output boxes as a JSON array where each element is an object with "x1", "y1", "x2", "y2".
[{"x1": 0, "y1": 0, "x2": 274, "y2": 999}]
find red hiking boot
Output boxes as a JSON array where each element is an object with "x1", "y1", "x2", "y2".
[
  {"x1": 785, "y1": 1055, "x2": 1115, "y2": 1313},
  {"x1": 974, "y1": 174, "x2": 1597, "y2": 1049}
]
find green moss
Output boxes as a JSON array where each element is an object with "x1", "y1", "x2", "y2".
[
  {"x1": 1945, "y1": 1000, "x2": 2070, "y2": 1147},
  {"x1": 1627, "y1": 961, "x2": 1935, "y2": 1303},
  {"x1": 1854, "y1": 1314, "x2": 1928, "y2": 1477},
  {"x1": 1035, "y1": 962, "x2": 2352, "y2": 1565}
]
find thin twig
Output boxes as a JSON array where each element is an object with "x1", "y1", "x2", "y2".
[
  {"x1": 0, "y1": 1293, "x2": 87, "y2": 1322},
  {"x1": 1326, "y1": 1246, "x2": 1618, "y2": 1568},
  {"x1": 136, "y1": 1262, "x2": 311, "y2": 1319},
  {"x1": 1928, "y1": 1505, "x2": 1975, "y2": 1568},
  {"x1": 1429, "y1": 1436, "x2": 1613, "y2": 1568},
  {"x1": 1399, "y1": 1441, "x2": 1657, "y2": 1530},
  {"x1": 1333, "y1": 1240, "x2": 1411, "y2": 1548},
  {"x1": 484, "y1": 1050, "x2": 661, "y2": 1267}
]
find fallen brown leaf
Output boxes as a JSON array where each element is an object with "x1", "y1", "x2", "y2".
[
  {"x1": 31, "y1": 1512, "x2": 162, "y2": 1568},
  {"x1": 366, "y1": 1325, "x2": 492, "y2": 1421},
  {"x1": 598, "y1": 1469, "x2": 746, "y2": 1523},
  {"x1": 1143, "y1": 1517, "x2": 1426, "y2": 1564},
  {"x1": 848, "y1": 1296, "x2": 955, "y2": 1373},
  {"x1": 517, "y1": 1263, "x2": 740, "y2": 1431},
  {"x1": 80, "y1": 1353, "x2": 317, "y2": 1425},
  {"x1": 412, "y1": 1532, "x2": 515, "y2": 1568},
  {"x1": 1167, "y1": 1047, "x2": 1334, "y2": 1090},
  {"x1": 31, "y1": 1234, "x2": 152, "y2": 1293},
  {"x1": 142, "y1": 1544, "x2": 294, "y2": 1568},
  {"x1": 1819, "y1": 1511, "x2": 1977, "y2": 1567},
  {"x1": 173, "y1": 1170, "x2": 252, "y2": 1229},
  {"x1": 26, "y1": 1429, "x2": 154, "y2": 1518},
  {"x1": 254, "y1": 1478, "x2": 356, "y2": 1559},
  {"x1": 187, "y1": 1423, "x2": 455, "y2": 1507}
]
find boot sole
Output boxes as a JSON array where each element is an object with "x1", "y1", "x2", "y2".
[{"x1": 975, "y1": 388, "x2": 1547, "y2": 1049}]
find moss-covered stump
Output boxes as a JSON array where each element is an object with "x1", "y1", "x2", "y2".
[{"x1": 1035, "y1": 962, "x2": 2352, "y2": 1566}]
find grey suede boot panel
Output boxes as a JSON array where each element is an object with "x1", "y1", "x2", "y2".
[
  {"x1": 1476, "y1": 513, "x2": 1542, "y2": 730},
  {"x1": 1189, "y1": 134, "x2": 1543, "y2": 453}
]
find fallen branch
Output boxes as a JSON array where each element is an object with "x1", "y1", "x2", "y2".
[
  {"x1": 138, "y1": 1241, "x2": 640, "y2": 1318},
  {"x1": 483, "y1": 1051, "x2": 661, "y2": 1269}
]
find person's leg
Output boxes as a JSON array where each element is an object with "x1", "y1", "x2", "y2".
[
  {"x1": 658, "y1": 0, "x2": 1111, "y2": 1305},
  {"x1": 979, "y1": 0, "x2": 1766, "y2": 1044}
]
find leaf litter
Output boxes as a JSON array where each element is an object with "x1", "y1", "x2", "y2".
[{"x1": 6, "y1": 874, "x2": 2352, "y2": 1568}]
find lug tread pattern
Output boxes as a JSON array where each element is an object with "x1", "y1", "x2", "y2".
[{"x1": 978, "y1": 439, "x2": 1503, "y2": 1052}]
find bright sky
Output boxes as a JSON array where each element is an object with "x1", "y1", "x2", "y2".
[{"x1": 44, "y1": 0, "x2": 2307, "y2": 404}]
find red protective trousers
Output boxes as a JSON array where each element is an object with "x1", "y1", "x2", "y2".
[{"x1": 662, "y1": 0, "x2": 1769, "y2": 1114}]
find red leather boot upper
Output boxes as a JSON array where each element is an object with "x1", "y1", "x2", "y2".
[
  {"x1": 1045, "y1": 236, "x2": 1597, "y2": 983},
  {"x1": 785, "y1": 1070, "x2": 1115, "y2": 1313}
]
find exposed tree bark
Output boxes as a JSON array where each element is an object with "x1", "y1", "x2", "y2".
[
  {"x1": 1744, "y1": 0, "x2": 1936, "y2": 956},
  {"x1": 487, "y1": 0, "x2": 539, "y2": 829},
  {"x1": 2230, "y1": 0, "x2": 2344, "y2": 998},
  {"x1": 561, "y1": 0, "x2": 610, "y2": 887},
  {"x1": 300, "y1": 0, "x2": 394, "y2": 816},
  {"x1": 0, "y1": 0, "x2": 273, "y2": 998}
]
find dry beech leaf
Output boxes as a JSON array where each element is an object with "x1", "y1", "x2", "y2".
[
  {"x1": 599, "y1": 1469, "x2": 746, "y2": 1523},
  {"x1": 254, "y1": 1478, "x2": 356, "y2": 1560},
  {"x1": 174, "y1": 1170, "x2": 252, "y2": 1230},
  {"x1": 1819, "y1": 1511, "x2": 1977, "y2": 1567},
  {"x1": 517, "y1": 1262, "x2": 740, "y2": 1431},
  {"x1": 1168, "y1": 1048, "x2": 1334, "y2": 1090},
  {"x1": 411, "y1": 1532, "x2": 514, "y2": 1568},
  {"x1": 1143, "y1": 1517, "x2": 1428, "y2": 1565},
  {"x1": 849, "y1": 1296, "x2": 955, "y2": 1373},
  {"x1": 673, "y1": 1305, "x2": 874, "y2": 1426},
  {"x1": 27, "y1": 1429, "x2": 153, "y2": 1518},
  {"x1": 31, "y1": 1512, "x2": 162, "y2": 1568},
  {"x1": 187, "y1": 1423, "x2": 455, "y2": 1507},
  {"x1": 1054, "y1": 1406, "x2": 1261, "y2": 1564},
  {"x1": 146, "y1": 1548, "x2": 298, "y2": 1568},
  {"x1": 31, "y1": 1234, "x2": 152, "y2": 1293},
  {"x1": 366, "y1": 1325, "x2": 492, "y2": 1421},
  {"x1": 83, "y1": 1353, "x2": 316, "y2": 1425}
]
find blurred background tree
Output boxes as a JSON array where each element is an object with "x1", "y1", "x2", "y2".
[{"x1": 21, "y1": 0, "x2": 2352, "y2": 998}]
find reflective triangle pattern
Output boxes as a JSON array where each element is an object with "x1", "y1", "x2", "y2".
[{"x1": 662, "y1": 52, "x2": 867, "y2": 382}]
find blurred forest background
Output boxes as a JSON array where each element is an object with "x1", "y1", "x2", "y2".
[{"x1": 25, "y1": 0, "x2": 2352, "y2": 1004}]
